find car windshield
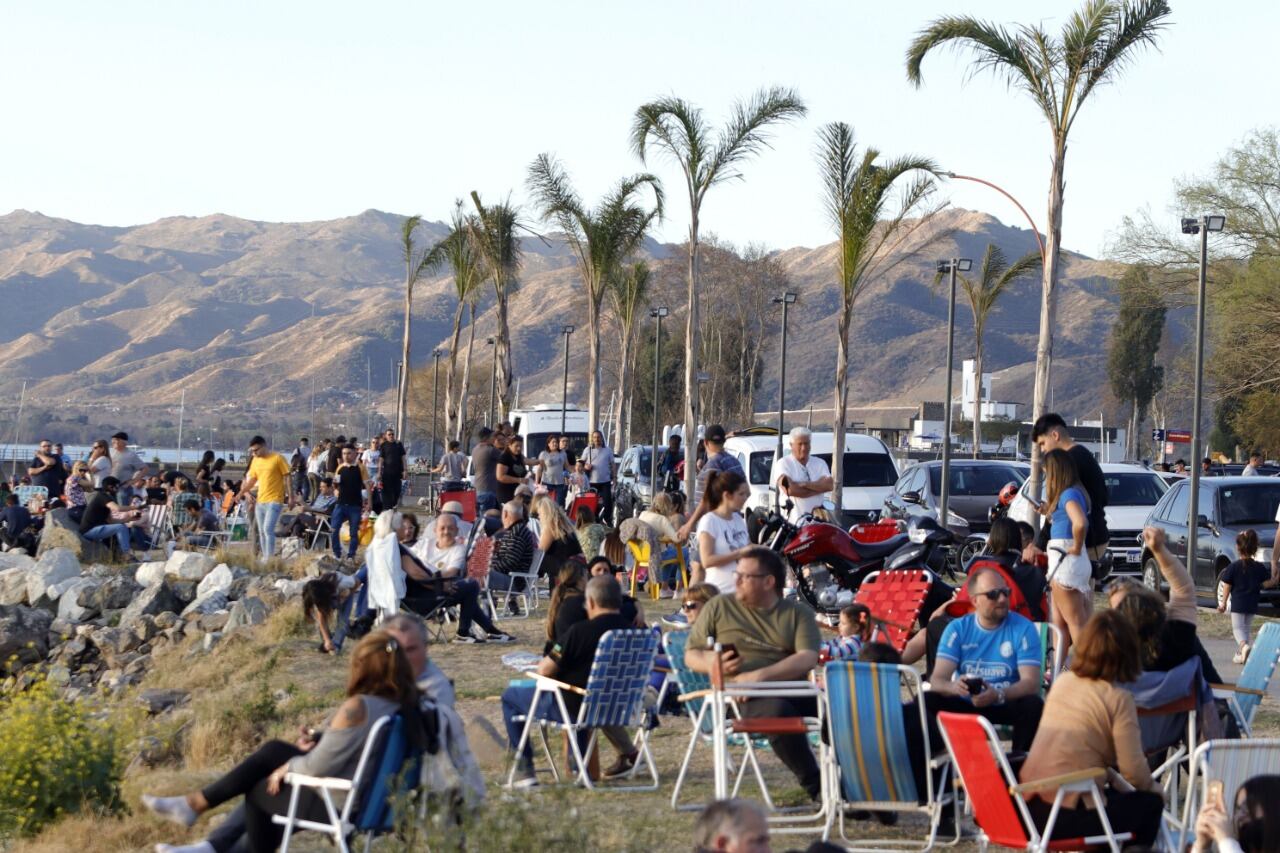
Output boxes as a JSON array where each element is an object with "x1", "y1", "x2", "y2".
[
  {"x1": 749, "y1": 452, "x2": 773, "y2": 486},
  {"x1": 814, "y1": 452, "x2": 898, "y2": 488},
  {"x1": 1219, "y1": 484, "x2": 1280, "y2": 526},
  {"x1": 527, "y1": 432, "x2": 588, "y2": 461},
  {"x1": 1104, "y1": 473, "x2": 1167, "y2": 506},
  {"x1": 928, "y1": 464, "x2": 1027, "y2": 496}
]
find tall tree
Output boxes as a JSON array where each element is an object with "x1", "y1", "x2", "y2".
[
  {"x1": 527, "y1": 154, "x2": 663, "y2": 433},
  {"x1": 438, "y1": 201, "x2": 487, "y2": 442},
  {"x1": 466, "y1": 192, "x2": 524, "y2": 421},
  {"x1": 607, "y1": 260, "x2": 651, "y2": 446},
  {"x1": 938, "y1": 244, "x2": 1040, "y2": 456},
  {"x1": 1107, "y1": 266, "x2": 1166, "y2": 459},
  {"x1": 816, "y1": 121, "x2": 936, "y2": 512},
  {"x1": 907, "y1": 0, "x2": 1172, "y2": 493},
  {"x1": 631, "y1": 87, "x2": 806, "y2": 497},
  {"x1": 396, "y1": 216, "x2": 444, "y2": 439}
]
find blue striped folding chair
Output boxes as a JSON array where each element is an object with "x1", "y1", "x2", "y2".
[
  {"x1": 1211, "y1": 621, "x2": 1280, "y2": 737},
  {"x1": 14, "y1": 485, "x2": 48, "y2": 508},
  {"x1": 1178, "y1": 738, "x2": 1280, "y2": 851},
  {"x1": 506, "y1": 628, "x2": 660, "y2": 791},
  {"x1": 822, "y1": 661, "x2": 959, "y2": 850}
]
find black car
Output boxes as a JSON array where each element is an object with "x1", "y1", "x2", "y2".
[
  {"x1": 1140, "y1": 476, "x2": 1280, "y2": 608},
  {"x1": 883, "y1": 460, "x2": 1029, "y2": 538}
]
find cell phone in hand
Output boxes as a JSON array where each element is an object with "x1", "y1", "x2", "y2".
[
  {"x1": 962, "y1": 675, "x2": 985, "y2": 696},
  {"x1": 721, "y1": 643, "x2": 739, "y2": 658},
  {"x1": 1208, "y1": 779, "x2": 1224, "y2": 808}
]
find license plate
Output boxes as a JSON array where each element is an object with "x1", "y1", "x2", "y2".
[{"x1": 1126, "y1": 551, "x2": 1142, "y2": 564}]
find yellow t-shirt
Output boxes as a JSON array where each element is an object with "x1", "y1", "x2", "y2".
[{"x1": 248, "y1": 452, "x2": 291, "y2": 504}]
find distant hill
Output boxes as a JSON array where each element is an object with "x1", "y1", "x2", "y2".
[{"x1": 0, "y1": 206, "x2": 1137, "y2": 424}]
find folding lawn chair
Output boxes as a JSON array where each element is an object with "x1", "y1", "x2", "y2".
[
  {"x1": 1128, "y1": 656, "x2": 1204, "y2": 806},
  {"x1": 937, "y1": 711, "x2": 1132, "y2": 853},
  {"x1": 438, "y1": 489, "x2": 476, "y2": 523},
  {"x1": 505, "y1": 628, "x2": 660, "y2": 791},
  {"x1": 823, "y1": 661, "x2": 958, "y2": 850},
  {"x1": 276, "y1": 713, "x2": 422, "y2": 853},
  {"x1": 489, "y1": 533, "x2": 544, "y2": 618},
  {"x1": 568, "y1": 489, "x2": 599, "y2": 520},
  {"x1": 144, "y1": 503, "x2": 174, "y2": 552},
  {"x1": 1179, "y1": 738, "x2": 1280, "y2": 851},
  {"x1": 1210, "y1": 621, "x2": 1280, "y2": 737},
  {"x1": 853, "y1": 569, "x2": 934, "y2": 651},
  {"x1": 14, "y1": 485, "x2": 47, "y2": 508}
]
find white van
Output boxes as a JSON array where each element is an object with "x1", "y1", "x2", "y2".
[
  {"x1": 723, "y1": 431, "x2": 899, "y2": 525},
  {"x1": 465, "y1": 405, "x2": 592, "y2": 483}
]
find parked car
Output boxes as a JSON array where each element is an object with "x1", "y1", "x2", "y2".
[
  {"x1": 724, "y1": 432, "x2": 899, "y2": 527},
  {"x1": 883, "y1": 459, "x2": 1029, "y2": 539},
  {"x1": 613, "y1": 444, "x2": 657, "y2": 520},
  {"x1": 1008, "y1": 462, "x2": 1169, "y2": 575},
  {"x1": 1139, "y1": 476, "x2": 1280, "y2": 608}
]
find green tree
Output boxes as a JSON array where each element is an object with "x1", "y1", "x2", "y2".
[
  {"x1": 1231, "y1": 390, "x2": 1280, "y2": 457},
  {"x1": 1107, "y1": 266, "x2": 1166, "y2": 459},
  {"x1": 908, "y1": 0, "x2": 1172, "y2": 492},
  {"x1": 631, "y1": 87, "x2": 806, "y2": 496},
  {"x1": 466, "y1": 193, "x2": 525, "y2": 421},
  {"x1": 439, "y1": 201, "x2": 488, "y2": 443},
  {"x1": 816, "y1": 121, "x2": 936, "y2": 512},
  {"x1": 607, "y1": 261, "x2": 652, "y2": 445},
  {"x1": 936, "y1": 244, "x2": 1040, "y2": 457},
  {"x1": 396, "y1": 216, "x2": 444, "y2": 438},
  {"x1": 527, "y1": 154, "x2": 663, "y2": 433}
]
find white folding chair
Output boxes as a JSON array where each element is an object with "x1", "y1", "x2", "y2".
[{"x1": 1177, "y1": 738, "x2": 1280, "y2": 851}]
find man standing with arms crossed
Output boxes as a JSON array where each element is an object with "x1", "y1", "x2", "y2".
[
  {"x1": 237, "y1": 436, "x2": 291, "y2": 562},
  {"x1": 583, "y1": 430, "x2": 615, "y2": 525},
  {"x1": 379, "y1": 428, "x2": 406, "y2": 510},
  {"x1": 1026, "y1": 414, "x2": 1109, "y2": 562},
  {"x1": 330, "y1": 444, "x2": 371, "y2": 565},
  {"x1": 771, "y1": 427, "x2": 834, "y2": 523}
]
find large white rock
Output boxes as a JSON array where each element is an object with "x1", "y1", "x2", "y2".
[
  {"x1": 165, "y1": 551, "x2": 215, "y2": 581},
  {"x1": 182, "y1": 590, "x2": 229, "y2": 617},
  {"x1": 135, "y1": 561, "x2": 169, "y2": 587},
  {"x1": 274, "y1": 578, "x2": 308, "y2": 599},
  {"x1": 57, "y1": 577, "x2": 103, "y2": 623},
  {"x1": 196, "y1": 563, "x2": 235, "y2": 598},
  {"x1": 0, "y1": 567, "x2": 28, "y2": 605},
  {"x1": 0, "y1": 552, "x2": 36, "y2": 572},
  {"x1": 25, "y1": 549, "x2": 81, "y2": 605}
]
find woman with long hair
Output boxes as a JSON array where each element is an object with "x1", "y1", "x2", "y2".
[
  {"x1": 532, "y1": 494, "x2": 583, "y2": 582},
  {"x1": 545, "y1": 556, "x2": 589, "y2": 652},
  {"x1": 1041, "y1": 447, "x2": 1092, "y2": 652},
  {"x1": 87, "y1": 440, "x2": 112, "y2": 489},
  {"x1": 1193, "y1": 775, "x2": 1280, "y2": 853},
  {"x1": 574, "y1": 505, "x2": 609, "y2": 557},
  {"x1": 144, "y1": 631, "x2": 425, "y2": 852},
  {"x1": 694, "y1": 470, "x2": 751, "y2": 594}
]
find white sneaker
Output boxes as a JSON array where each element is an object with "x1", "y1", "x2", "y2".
[
  {"x1": 1241, "y1": 643, "x2": 1251, "y2": 663},
  {"x1": 1232, "y1": 648, "x2": 1247, "y2": 664}
]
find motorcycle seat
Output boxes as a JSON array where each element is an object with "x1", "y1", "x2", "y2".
[{"x1": 853, "y1": 533, "x2": 910, "y2": 560}]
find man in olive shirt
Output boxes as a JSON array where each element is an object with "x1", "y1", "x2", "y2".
[{"x1": 686, "y1": 546, "x2": 822, "y2": 799}]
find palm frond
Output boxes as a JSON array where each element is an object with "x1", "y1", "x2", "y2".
[
  {"x1": 706, "y1": 86, "x2": 808, "y2": 190},
  {"x1": 630, "y1": 97, "x2": 707, "y2": 181},
  {"x1": 1074, "y1": 0, "x2": 1172, "y2": 110}
]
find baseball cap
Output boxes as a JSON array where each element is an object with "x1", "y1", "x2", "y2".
[
  {"x1": 705, "y1": 424, "x2": 727, "y2": 443},
  {"x1": 111, "y1": 431, "x2": 129, "y2": 441},
  {"x1": 441, "y1": 500, "x2": 465, "y2": 515}
]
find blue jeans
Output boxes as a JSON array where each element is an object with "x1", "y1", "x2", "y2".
[
  {"x1": 502, "y1": 684, "x2": 578, "y2": 766},
  {"x1": 332, "y1": 567, "x2": 369, "y2": 650},
  {"x1": 476, "y1": 491, "x2": 498, "y2": 514},
  {"x1": 330, "y1": 503, "x2": 362, "y2": 558},
  {"x1": 254, "y1": 501, "x2": 283, "y2": 559},
  {"x1": 84, "y1": 523, "x2": 131, "y2": 554},
  {"x1": 550, "y1": 483, "x2": 568, "y2": 507}
]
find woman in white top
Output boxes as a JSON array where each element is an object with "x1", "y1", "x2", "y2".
[{"x1": 694, "y1": 470, "x2": 752, "y2": 594}]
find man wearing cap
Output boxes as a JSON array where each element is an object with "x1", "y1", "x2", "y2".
[
  {"x1": 109, "y1": 432, "x2": 148, "y2": 484},
  {"x1": 678, "y1": 425, "x2": 745, "y2": 541},
  {"x1": 440, "y1": 499, "x2": 473, "y2": 541}
]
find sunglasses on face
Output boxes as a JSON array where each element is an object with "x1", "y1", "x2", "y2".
[
  {"x1": 974, "y1": 587, "x2": 1012, "y2": 602},
  {"x1": 682, "y1": 602, "x2": 700, "y2": 611}
]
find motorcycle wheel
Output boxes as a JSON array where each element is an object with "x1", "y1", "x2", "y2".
[
  {"x1": 790, "y1": 559, "x2": 845, "y2": 615},
  {"x1": 957, "y1": 537, "x2": 986, "y2": 570}
]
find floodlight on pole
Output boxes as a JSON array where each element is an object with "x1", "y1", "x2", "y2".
[
  {"x1": 560, "y1": 325, "x2": 575, "y2": 435},
  {"x1": 649, "y1": 306, "x2": 669, "y2": 507},
  {"x1": 1182, "y1": 213, "x2": 1225, "y2": 579},
  {"x1": 935, "y1": 257, "x2": 973, "y2": 530}
]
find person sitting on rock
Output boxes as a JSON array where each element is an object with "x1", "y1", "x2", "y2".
[{"x1": 0, "y1": 493, "x2": 38, "y2": 556}]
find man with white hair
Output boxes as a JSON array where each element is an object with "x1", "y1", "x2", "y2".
[
  {"x1": 770, "y1": 427, "x2": 833, "y2": 523},
  {"x1": 693, "y1": 799, "x2": 772, "y2": 853},
  {"x1": 488, "y1": 499, "x2": 535, "y2": 613}
]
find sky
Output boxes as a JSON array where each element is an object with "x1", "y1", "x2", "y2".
[{"x1": 3, "y1": 0, "x2": 1276, "y2": 259}]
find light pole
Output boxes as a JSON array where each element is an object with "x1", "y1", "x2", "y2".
[
  {"x1": 560, "y1": 325, "x2": 575, "y2": 435},
  {"x1": 486, "y1": 337, "x2": 497, "y2": 428},
  {"x1": 936, "y1": 257, "x2": 973, "y2": 530},
  {"x1": 938, "y1": 170, "x2": 1045, "y2": 264},
  {"x1": 1181, "y1": 214, "x2": 1225, "y2": 576},
  {"x1": 772, "y1": 293, "x2": 797, "y2": 471},
  {"x1": 649, "y1": 306, "x2": 669, "y2": 505},
  {"x1": 431, "y1": 348, "x2": 446, "y2": 504}
]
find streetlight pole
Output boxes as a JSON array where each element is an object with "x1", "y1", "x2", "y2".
[
  {"x1": 649, "y1": 307, "x2": 668, "y2": 506},
  {"x1": 486, "y1": 337, "x2": 497, "y2": 428},
  {"x1": 772, "y1": 293, "x2": 797, "y2": 474},
  {"x1": 1182, "y1": 214, "x2": 1225, "y2": 576},
  {"x1": 560, "y1": 325, "x2": 575, "y2": 436},
  {"x1": 431, "y1": 348, "x2": 446, "y2": 506},
  {"x1": 936, "y1": 257, "x2": 972, "y2": 531}
]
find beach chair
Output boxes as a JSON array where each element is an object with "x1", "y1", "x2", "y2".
[
  {"x1": 14, "y1": 485, "x2": 47, "y2": 508},
  {"x1": 937, "y1": 711, "x2": 1132, "y2": 853},
  {"x1": 1179, "y1": 738, "x2": 1280, "y2": 851},
  {"x1": 505, "y1": 628, "x2": 660, "y2": 791},
  {"x1": 1128, "y1": 656, "x2": 1204, "y2": 804},
  {"x1": 568, "y1": 490, "x2": 599, "y2": 520},
  {"x1": 276, "y1": 713, "x2": 422, "y2": 853},
  {"x1": 823, "y1": 661, "x2": 958, "y2": 850},
  {"x1": 489, "y1": 532, "x2": 544, "y2": 618},
  {"x1": 853, "y1": 569, "x2": 933, "y2": 651},
  {"x1": 1211, "y1": 621, "x2": 1280, "y2": 737},
  {"x1": 144, "y1": 503, "x2": 174, "y2": 551},
  {"x1": 203, "y1": 502, "x2": 246, "y2": 553}
]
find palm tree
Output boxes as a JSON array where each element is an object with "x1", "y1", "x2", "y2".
[
  {"x1": 631, "y1": 87, "x2": 806, "y2": 498},
  {"x1": 937, "y1": 244, "x2": 1040, "y2": 456},
  {"x1": 397, "y1": 215, "x2": 444, "y2": 439},
  {"x1": 906, "y1": 0, "x2": 1171, "y2": 488},
  {"x1": 527, "y1": 153, "x2": 663, "y2": 433},
  {"x1": 607, "y1": 261, "x2": 652, "y2": 447},
  {"x1": 466, "y1": 192, "x2": 524, "y2": 421},
  {"x1": 439, "y1": 200, "x2": 487, "y2": 442},
  {"x1": 817, "y1": 121, "x2": 936, "y2": 512}
]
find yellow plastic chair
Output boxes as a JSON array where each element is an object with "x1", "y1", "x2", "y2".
[{"x1": 626, "y1": 539, "x2": 690, "y2": 599}]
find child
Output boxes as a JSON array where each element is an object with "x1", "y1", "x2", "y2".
[
  {"x1": 301, "y1": 570, "x2": 367, "y2": 654},
  {"x1": 820, "y1": 602, "x2": 873, "y2": 661},
  {"x1": 1217, "y1": 529, "x2": 1278, "y2": 663}
]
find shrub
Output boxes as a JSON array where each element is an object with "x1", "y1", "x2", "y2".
[{"x1": 0, "y1": 675, "x2": 127, "y2": 839}]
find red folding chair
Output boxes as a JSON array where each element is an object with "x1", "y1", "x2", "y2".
[
  {"x1": 569, "y1": 490, "x2": 599, "y2": 519},
  {"x1": 853, "y1": 569, "x2": 932, "y2": 651},
  {"x1": 439, "y1": 489, "x2": 476, "y2": 523},
  {"x1": 937, "y1": 712, "x2": 1131, "y2": 852}
]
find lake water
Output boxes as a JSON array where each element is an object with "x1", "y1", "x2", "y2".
[{"x1": 0, "y1": 443, "x2": 238, "y2": 466}]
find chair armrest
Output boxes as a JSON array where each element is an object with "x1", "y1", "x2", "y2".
[
  {"x1": 677, "y1": 688, "x2": 713, "y2": 703},
  {"x1": 283, "y1": 773, "x2": 355, "y2": 790},
  {"x1": 1210, "y1": 682, "x2": 1266, "y2": 697},
  {"x1": 533, "y1": 673, "x2": 587, "y2": 695},
  {"x1": 1010, "y1": 767, "x2": 1106, "y2": 796}
]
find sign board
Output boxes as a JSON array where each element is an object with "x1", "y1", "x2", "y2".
[
  {"x1": 1151, "y1": 428, "x2": 1166, "y2": 442},
  {"x1": 1167, "y1": 429, "x2": 1192, "y2": 444}
]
